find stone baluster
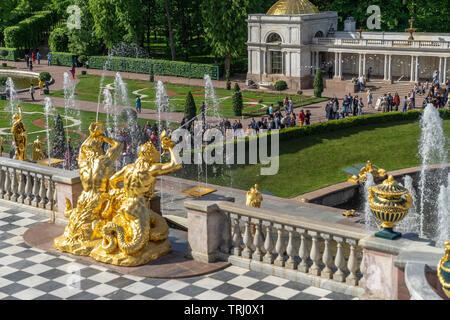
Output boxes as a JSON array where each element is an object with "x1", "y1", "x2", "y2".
[
  {"x1": 263, "y1": 223, "x2": 274, "y2": 264},
  {"x1": 297, "y1": 228, "x2": 309, "y2": 273},
  {"x1": 242, "y1": 218, "x2": 253, "y2": 259},
  {"x1": 0, "y1": 167, "x2": 5, "y2": 199},
  {"x1": 17, "y1": 171, "x2": 26, "y2": 203},
  {"x1": 24, "y1": 172, "x2": 33, "y2": 205},
  {"x1": 285, "y1": 227, "x2": 298, "y2": 269},
  {"x1": 333, "y1": 236, "x2": 346, "y2": 282},
  {"x1": 32, "y1": 172, "x2": 40, "y2": 206},
  {"x1": 232, "y1": 217, "x2": 242, "y2": 256},
  {"x1": 38, "y1": 174, "x2": 47, "y2": 208},
  {"x1": 321, "y1": 233, "x2": 333, "y2": 279},
  {"x1": 359, "y1": 249, "x2": 366, "y2": 288},
  {"x1": 220, "y1": 212, "x2": 232, "y2": 254},
  {"x1": 274, "y1": 226, "x2": 285, "y2": 267},
  {"x1": 53, "y1": 182, "x2": 57, "y2": 210},
  {"x1": 346, "y1": 239, "x2": 359, "y2": 286},
  {"x1": 308, "y1": 231, "x2": 321, "y2": 276},
  {"x1": 252, "y1": 219, "x2": 264, "y2": 261},
  {"x1": 4, "y1": 168, "x2": 11, "y2": 200},
  {"x1": 11, "y1": 168, "x2": 18, "y2": 202},
  {"x1": 46, "y1": 177, "x2": 54, "y2": 210}
]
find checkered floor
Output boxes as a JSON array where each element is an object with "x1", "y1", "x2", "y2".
[{"x1": 0, "y1": 206, "x2": 357, "y2": 300}]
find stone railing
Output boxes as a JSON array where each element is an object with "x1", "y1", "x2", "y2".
[
  {"x1": 185, "y1": 200, "x2": 369, "y2": 297},
  {"x1": 0, "y1": 157, "x2": 81, "y2": 221},
  {"x1": 312, "y1": 37, "x2": 450, "y2": 50}
]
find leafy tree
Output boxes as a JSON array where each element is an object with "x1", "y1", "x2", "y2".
[
  {"x1": 201, "y1": 0, "x2": 250, "y2": 74},
  {"x1": 232, "y1": 83, "x2": 243, "y2": 116},
  {"x1": 313, "y1": 68, "x2": 324, "y2": 98},
  {"x1": 184, "y1": 91, "x2": 197, "y2": 123},
  {"x1": 89, "y1": 0, "x2": 125, "y2": 50},
  {"x1": 164, "y1": 0, "x2": 176, "y2": 60},
  {"x1": 49, "y1": 27, "x2": 69, "y2": 52},
  {"x1": 67, "y1": 0, "x2": 102, "y2": 56},
  {"x1": 115, "y1": 0, "x2": 145, "y2": 48},
  {"x1": 226, "y1": 70, "x2": 231, "y2": 90}
]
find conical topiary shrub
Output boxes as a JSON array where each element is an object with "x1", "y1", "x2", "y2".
[
  {"x1": 232, "y1": 83, "x2": 243, "y2": 116},
  {"x1": 313, "y1": 68, "x2": 324, "y2": 98},
  {"x1": 185, "y1": 91, "x2": 197, "y2": 123}
]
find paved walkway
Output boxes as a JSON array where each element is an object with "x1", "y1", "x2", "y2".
[
  {"x1": 6, "y1": 60, "x2": 427, "y2": 130},
  {"x1": 0, "y1": 204, "x2": 357, "y2": 300}
]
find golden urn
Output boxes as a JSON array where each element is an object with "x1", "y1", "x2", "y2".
[
  {"x1": 368, "y1": 175, "x2": 413, "y2": 240},
  {"x1": 437, "y1": 242, "x2": 450, "y2": 298}
]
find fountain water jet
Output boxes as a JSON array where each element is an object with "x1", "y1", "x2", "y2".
[
  {"x1": 5, "y1": 77, "x2": 17, "y2": 124},
  {"x1": 44, "y1": 97, "x2": 56, "y2": 165},
  {"x1": 418, "y1": 104, "x2": 447, "y2": 239}
]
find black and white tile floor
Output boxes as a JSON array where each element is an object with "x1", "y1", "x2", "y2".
[{"x1": 0, "y1": 206, "x2": 357, "y2": 300}]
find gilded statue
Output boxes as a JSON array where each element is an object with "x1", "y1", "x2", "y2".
[
  {"x1": 54, "y1": 122, "x2": 123, "y2": 255},
  {"x1": 246, "y1": 184, "x2": 263, "y2": 208},
  {"x1": 348, "y1": 160, "x2": 387, "y2": 183},
  {"x1": 54, "y1": 124, "x2": 182, "y2": 267},
  {"x1": 90, "y1": 131, "x2": 181, "y2": 266},
  {"x1": 11, "y1": 105, "x2": 28, "y2": 161},
  {"x1": 437, "y1": 242, "x2": 450, "y2": 298},
  {"x1": 32, "y1": 136, "x2": 45, "y2": 161}
]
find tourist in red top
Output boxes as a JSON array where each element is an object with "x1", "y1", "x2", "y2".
[{"x1": 298, "y1": 109, "x2": 306, "y2": 127}]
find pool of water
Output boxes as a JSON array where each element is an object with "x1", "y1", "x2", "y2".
[{"x1": 0, "y1": 74, "x2": 39, "y2": 92}]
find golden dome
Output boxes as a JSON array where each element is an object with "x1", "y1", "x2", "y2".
[{"x1": 267, "y1": 0, "x2": 319, "y2": 15}]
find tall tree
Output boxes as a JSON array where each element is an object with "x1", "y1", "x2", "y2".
[
  {"x1": 201, "y1": 0, "x2": 250, "y2": 74},
  {"x1": 68, "y1": 0, "x2": 102, "y2": 56},
  {"x1": 115, "y1": 0, "x2": 145, "y2": 49},
  {"x1": 164, "y1": 0, "x2": 176, "y2": 60},
  {"x1": 89, "y1": 0, "x2": 125, "y2": 50}
]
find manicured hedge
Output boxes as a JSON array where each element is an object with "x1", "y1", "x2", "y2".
[
  {"x1": 4, "y1": 10, "x2": 58, "y2": 49},
  {"x1": 87, "y1": 56, "x2": 220, "y2": 80},
  {"x1": 51, "y1": 52, "x2": 75, "y2": 66},
  {"x1": 0, "y1": 47, "x2": 17, "y2": 61},
  {"x1": 212, "y1": 109, "x2": 450, "y2": 151}
]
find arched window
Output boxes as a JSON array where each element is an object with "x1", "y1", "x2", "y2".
[
  {"x1": 314, "y1": 31, "x2": 324, "y2": 38},
  {"x1": 267, "y1": 33, "x2": 282, "y2": 43}
]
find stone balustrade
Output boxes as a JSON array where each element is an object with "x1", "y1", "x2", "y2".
[
  {"x1": 185, "y1": 200, "x2": 369, "y2": 297},
  {"x1": 312, "y1": 37, "x2": 450, "y2": 50},
  {"x1": 0, "y1": 157, "x2": 81, "y2": 221}
]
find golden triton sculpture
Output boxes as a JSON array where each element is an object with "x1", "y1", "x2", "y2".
[
  {"x1": 32, "y1": 136, "x2": 45, "y2": 161},
  {"x1": 437, "y1": 242, "x2": 450, "y2": 298},
  {"x1": 54, "y1": 123, "x2": 182, "y2": 266},
  {"x1": 54, "y1": 122, "x2": 123, "y2": 256},
  {"x1": 348, "y1": 160, "x2": 387, "y2": 183},
  {"x1": 11, "y1": 104, "x2": 28, "y2": 161},
  {"x1": 368, "y1": 175, "x2": 413, "y2": 240},
  {"x1": 246, "y1": 184, "x2": 263, "y2": 208}
]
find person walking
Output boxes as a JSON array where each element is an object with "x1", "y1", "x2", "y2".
[
  {"x1": 70, "y1": 65, "x2": 76, "y2": 79},
  {"x1": 305, "y1": 110, "x2": 311, "y2": 125},
  {"x1": 298, "y1": 109, "x2": 306, "y2": 127},
  {"x1": 393, "y1": 92, "x2": 400, "y2": 111},
  {"x1": 47, "y1": 52, "x2": 52, "y2": 66},
  {"x1": 288, "y1": 97, "x2": 294, "y2": 114},
  {"x1": 135, "y1": 96, "x2": 142, "y2": 113},
  {"x1": 24, "y1": 53, "x2": 30, "y2": 68},
  {"x1": 402, "y1": 96, "x2": 408, "y2": 112},
  {"x1": 29, "y1": 58, "x2": 33, "y2": 71},
  {"x1": 357, "y1": 97, "x2": 364, "y2": 116},
  {"x1": 367, "y1": 89, "x2": 373, "y2": 108},
  {"x1": 32, "y1": 52, "x2": 36, "y2": 64},
  {"x1": 30, "y1": 83, "x2": 35, "y2": 101},
  {"x1": 36, "y1": 51, "x2": 41, "y2": 65}
]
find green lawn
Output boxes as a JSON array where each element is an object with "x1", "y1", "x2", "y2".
[
  {"x1": 174, "y1": 119, "x2": 450, "y2": 198},
  {"x1": 50, "y1": 74, "x2": 328, "y2": 119}
]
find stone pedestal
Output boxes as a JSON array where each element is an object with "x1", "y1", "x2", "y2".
[
  {"x1": 185, "y1": 201, "x2": 228, "y2": 263},
  {"x1": 52, "y1": 172, "x2": 82, "y2": 221}
]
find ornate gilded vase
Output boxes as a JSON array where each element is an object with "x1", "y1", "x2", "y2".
[
  {"x1": 368, "y1": 175, "x2": 413, "y2": 240},
  {"x1": 437, "y1": 242, "x2": 450, "y2": 298}
]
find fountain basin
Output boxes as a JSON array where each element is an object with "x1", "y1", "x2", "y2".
[{"x1": 0, "y1": 70, "x2": 40, "y2": 93}]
